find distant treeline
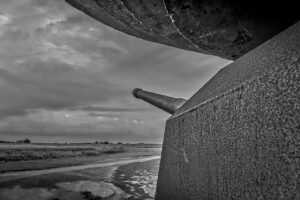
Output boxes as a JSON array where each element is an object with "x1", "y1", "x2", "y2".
[
  {"x1": 0, "y1": 140, "x2": 162, "y2": 148},
  {"x1": 0, "y1": 139, "x2": 30, "y2": 144},
  {"x1": 0, "y1": 140, "x2": 14, "y2": 143}
]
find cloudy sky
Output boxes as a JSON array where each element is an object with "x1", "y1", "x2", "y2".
[{"x1": 0, "y1": 0, "x2": 230, "y2": 143}]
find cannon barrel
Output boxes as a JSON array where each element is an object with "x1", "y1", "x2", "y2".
[{"x1": 133, "y1": 88, "x2": 186, "y2": 114}]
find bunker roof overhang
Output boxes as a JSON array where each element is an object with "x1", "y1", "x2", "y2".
[{"x1": 66, "y1": 0, "x2": 298, "y2": 60}]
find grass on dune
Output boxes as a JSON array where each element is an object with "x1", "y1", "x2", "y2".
[{"x1": 0, "y1": 144, "x2": 126, "y2": 162}]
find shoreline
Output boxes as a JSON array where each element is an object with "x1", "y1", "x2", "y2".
[
  {"x1": 0, "y1": 156, "x2": 161, "y2": 200},
  {"x1": 0, "y1": 155, "x2": 160, "y2": 178}
]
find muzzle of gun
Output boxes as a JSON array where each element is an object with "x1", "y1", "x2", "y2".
[{"x1": 132, "y1": 88, "x2": 186, "y2": 114}]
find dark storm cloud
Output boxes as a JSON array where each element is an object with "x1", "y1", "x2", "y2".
[
  {"x1": 0, "y1": 112, "x2": 164, "y2": 143},
  {"x1": 0, "y1": 59, "x2": 126, "y2": 119},
  {"x1": 0, "y1": 0, "x2": 230, "y2": 143}
]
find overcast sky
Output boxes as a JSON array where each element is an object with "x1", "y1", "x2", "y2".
[{"x1": 0, "y1": 0, "x2": 230, "y2": 143}]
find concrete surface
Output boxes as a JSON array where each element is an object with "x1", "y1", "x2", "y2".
[
  {"x1": 65, "y1": 0, "x2": 298, "y2": 60},
  {"x1": 156, "y1": 22, "x2": 300, "y2": 199}
]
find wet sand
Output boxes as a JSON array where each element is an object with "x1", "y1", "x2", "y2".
[
  {"x1": 0, "y1": 156, "x2": 161, "y2": 200},
  {"x1": 0, "y1": 156, "x2": 160, "y2": 180}
]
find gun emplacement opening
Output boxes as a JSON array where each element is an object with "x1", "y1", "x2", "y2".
[{"x1": 132, "y1": 88, "x2": 186, "y2": 114}]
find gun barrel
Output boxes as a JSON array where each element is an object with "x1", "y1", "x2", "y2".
[{"x1": 132, "y1": 88, "x2": 186, "y2": 114}]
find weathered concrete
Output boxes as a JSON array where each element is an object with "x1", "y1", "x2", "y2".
[
  {"x1": 156, "y1": 22, "x2": 300, "y2": 199},
  {"x1": 65, "y1": 0, "x2": 299, "y2": 60}
]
